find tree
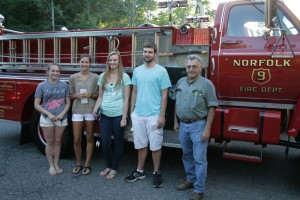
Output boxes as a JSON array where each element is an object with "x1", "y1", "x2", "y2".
[{"x1": 0, "y1": 0, "x2": 215, "y2": 32}]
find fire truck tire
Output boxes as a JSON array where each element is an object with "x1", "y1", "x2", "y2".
[
  {"x1": 295, "y1": 131, "x2": 300, "y2": 143},
  {"x1": 30, "y1": 110, "x2": 73, "y2": 158}
]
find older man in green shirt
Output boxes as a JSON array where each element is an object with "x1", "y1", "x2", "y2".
[{"x1": 174, "y1": 54, "x2": 218, "y2": 200}]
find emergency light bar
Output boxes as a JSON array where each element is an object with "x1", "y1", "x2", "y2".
[
  {"x1": 158, "y1": 0, "x2": 188, "y2": 8},
  {"x1": 186, "y1": 16, "x2": 209, "y2": 23}
]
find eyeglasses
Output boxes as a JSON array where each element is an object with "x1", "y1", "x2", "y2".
[{"x1": 186, "y1": 65, "x2": 200, "y2": 70}]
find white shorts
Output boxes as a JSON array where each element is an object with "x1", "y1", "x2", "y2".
[
  {"x1": 40, "y1": 115, "x2": 68, "y2": 127},
  {"x1": 131, "y1": 112, "x2": 163, "y2": 151},
  {"x1": 72, "y1": 113, "x2": 96, "y2": 121}
]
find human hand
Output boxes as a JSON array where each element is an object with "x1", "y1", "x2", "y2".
[
  {"x1": 55, "y1": 113, "x2": 64, "y2": 121},
  {"x1": 157, "y1": 115, "x2": 165, "y2": 129},
  {"x1": 47, "y1": 113, "x2": 56, "y2": 121},
  {"x1": 120, "y1": 119, "x2": 127, "y2": 127},
  {"x1": 79, "y1": 92, "x2": 90, "y2": 98},
  {"x1": 201, "y1": 129, "x2": 210, "y2": 142},
  {"x1": 174, "y1": 120, "x2": 179, "y2": 131}
]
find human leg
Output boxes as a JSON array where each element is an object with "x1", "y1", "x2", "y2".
[
  {"x1": 42, "y1": 126, "x2": 56, "y2": 175},
  {"x1": 72, "y1": 118, "x2": 83, "y2": 173},
  {"x1": 125, "y1": 113, "x2": 147, "y2": 182},
  {"x1": 152, "y1": 149, "x2": 163, "y2": 188},
  {"x1": 53, "y1": 125, "x2": 66, "y2": 173},
  {"x1": 147, "y1": 115, "x2": 163, "y2": 172},
  {"x1": 111, "y1": 115, "x2": 124, "y2": 170},
  {"x1": 137, "y1": 147, "x2": 148, "y2": 170},
  {"x1": 190, "y1": 120, "x2": 208, "y2": 193},
  {"x1": 100, "y1": 114, "x2": 113, "y2": 175},
  {"x1": 84, "y1": 119, "x2": 95, "y2": 169},
  {"x1": 152, "y1": 149, "x2": 161, "y2": 172},
  {"x1": 178, "y1": 122, "x2": 196, "y2": 184}
]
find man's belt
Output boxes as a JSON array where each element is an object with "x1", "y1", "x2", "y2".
[{"x1": 180, "y1": 117, "x2": 206, "y2": 124}]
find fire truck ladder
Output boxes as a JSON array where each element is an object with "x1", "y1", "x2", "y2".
[{"x1": 0, "y1": 28, "x2": 164, "y2": 73}]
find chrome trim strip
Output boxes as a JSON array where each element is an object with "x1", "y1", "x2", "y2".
[{"x1": 218, "y1": 100, "x2": 295, "y2": 109}]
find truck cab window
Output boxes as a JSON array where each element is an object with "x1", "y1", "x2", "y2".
[
  {"x1": 277, "y1": 11, "x2": 298, "y2": 35},
  {"x1": 227, "y1": 4, "x2": 298, "y2": 37}
]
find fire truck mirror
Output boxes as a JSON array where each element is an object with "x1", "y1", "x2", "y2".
[{"x1": 265, "y1": 0, "x2": 278, "y2": 29}]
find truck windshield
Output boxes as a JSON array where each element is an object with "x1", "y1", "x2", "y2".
[{"x1": 227, "y1": 4, "x2": 298, "y2": 37}]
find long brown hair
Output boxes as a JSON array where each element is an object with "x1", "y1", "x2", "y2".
[{"x1": 102, "y1": 51, "x2": 124, "y2": 91}]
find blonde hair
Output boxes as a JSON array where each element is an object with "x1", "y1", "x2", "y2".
[{"x1": 102, "y1": 51, "x2": 124, "y2": 91}]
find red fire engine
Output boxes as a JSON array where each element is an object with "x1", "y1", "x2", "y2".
[{"x1": 0, "y1": 0, "x2": 299, "y2": 161}]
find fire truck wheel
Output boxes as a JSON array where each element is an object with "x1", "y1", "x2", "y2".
[
  {"x1": 30, "y1": 110, "x2": 73, "y2": 158},
  {"x1": 295, "y1": 131, "x2": 300, "y2": 143}
]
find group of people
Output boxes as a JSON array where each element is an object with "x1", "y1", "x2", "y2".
[{"x1": 34, "y1": 42, "x2": 218, "y2": 200}]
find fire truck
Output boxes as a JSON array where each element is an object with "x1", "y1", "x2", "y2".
[{"x1": 0, "y1": 0, "x2": 299, "y2": 161}]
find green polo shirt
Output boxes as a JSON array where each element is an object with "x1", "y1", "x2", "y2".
[{"x1": 175, "y1": 75, "x2": 218, "y2": 121}]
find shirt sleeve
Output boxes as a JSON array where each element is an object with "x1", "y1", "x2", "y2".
[
  {"x1": 205, "y1": 80, "x2": 218, "y2": 107},
  {"x1": 131, "y1": 70, "x2": 137, "y2": 86},
  {"x1": 34, "y1": 82, "x2": 43, "y2": 98},
  {"x1": 97, "y1": 73, "x2": 104, "y2": 86},
  {"x1": 160, "y1": 69, "x2": 171, "y2": 90},
  {"x1": 69, "y1": 75, "x2": 75, "y2": 94},
  {"x1": 64, "y1": 82, "x2": 70, "y2": 97},
  {"x1": 123, "y1": 73, "x2": 131, "y2": 86}
]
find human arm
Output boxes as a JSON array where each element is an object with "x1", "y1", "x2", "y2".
[
  {"x1": 157, "y1": 88, "x2": 168, "y2": 129},
  {"x1": 121, "y1": 85, "x2": 130, "y2": 127},
  {"x1": 130, "y1": 85, "x2": 137, "y2": 115},
  {"x1": 34, "y1": 98, "x2": 56, "y2": 121},
  {"x1": 92, "y1": 87, "x2": 104, "y2": 116},
  {"x1": 173, "y1": 105, "x2": 179, "y2": 131},
  {"x1": 56, "y1": 97, "x2": 71, "y2": 121},
  {"x1": 201, "y1": 107, "x2": 216, "y2": 142},
  {"x1": 69, "y1": 91, "x2": 96, "y2": 100}
]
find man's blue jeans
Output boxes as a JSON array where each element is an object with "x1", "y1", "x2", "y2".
[{"x1": 179, "y1": 120, "x2": 208, "y2": 193}]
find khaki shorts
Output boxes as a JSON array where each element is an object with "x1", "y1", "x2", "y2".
[
  {"x1": 131, "y1": 112, "x2": 163, "y2": 151},
  {"x1": 40, "y1": 115, "x2": 68, "y2": 127}
]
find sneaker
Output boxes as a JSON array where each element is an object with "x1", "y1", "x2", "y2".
[
  {"x1": 176, "y1": 182, "x2": 194, "y2": 191},
  {"x1": 125, "y1": 170, "x2": 146, "y2": 183},
  {"x1": 190, "y1": 192, "x2": 204, "y2": 200},
  {"x1": 153, "y1": 171, "x2": 163, "y2": 188}
]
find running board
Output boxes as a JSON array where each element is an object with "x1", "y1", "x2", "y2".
[
  {"x1": 223, "y1": 152, "x2": 262, "y2": 163},
  {"x1": 223, "y1": 142, "x2": 263, "y2": 163}
]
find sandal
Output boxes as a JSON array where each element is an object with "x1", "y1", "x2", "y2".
[
  {"x1": 99, "y1": 168, "x2": 111, "y2": 176},
  {"x1": 82, "y1": 166, "x2": 92, "y2": 175},
  {"x1": 72, "y1": 165, "x2": 83, "y2": 174},
  {"x1": 49, "y1": 168, "x2": 57, "y2": 175},
  {"x1": 106, "y1": 170, "x2": 117, "y2": 180}
]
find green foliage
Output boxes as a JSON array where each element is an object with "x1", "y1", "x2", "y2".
[{"x1": 0, "y1": 0, "x2": 214, "y2": 32}]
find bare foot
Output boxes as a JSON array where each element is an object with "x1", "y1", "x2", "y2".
[
  {"x1": 99, "y1": 168, "x2": 111, "y2": 176},
  {"x1": 106, "y1": 170, "x2": 117, "y2": 179},
  {"x1": 49, "y1": 168, "x2": 57, "y2": 175}
]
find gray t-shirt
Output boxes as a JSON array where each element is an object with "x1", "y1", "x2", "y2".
[{"x1": 34, "y1": 80, "x2": 70, "y2": 119}]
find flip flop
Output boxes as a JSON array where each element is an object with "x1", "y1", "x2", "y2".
[
  {"x1": 106, "y1": 170, "x2": 117, "y2": 180},
  {"x1": 99, "y1": 168, "x2": 111, "y2": 176},
  {"x1": 72, "y1": 165, "x2": 83, "y2": 174},
  {"x1": 82, "y1": 166, "x2": 91, "y2": 175}
]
